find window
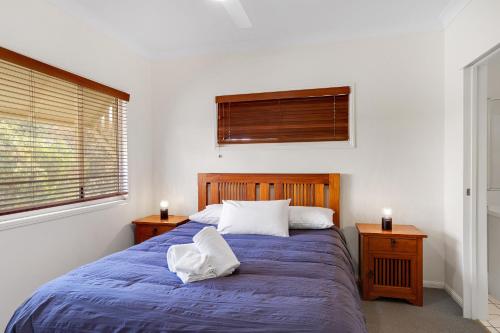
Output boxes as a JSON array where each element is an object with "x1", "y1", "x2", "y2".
[
  {"x1": 0, "y1": 47, "x2": 129, "y2": 216},
  {"x1": 216, "y1": 86, "x2": 350, "y2": 144}
]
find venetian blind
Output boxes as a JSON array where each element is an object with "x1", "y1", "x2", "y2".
[
  {"x1": 216, "y1": 87, "x2": 350, "y2": 144},
  {"x1": 0, "y1": 53, "x2": 128, "y2": 216}
]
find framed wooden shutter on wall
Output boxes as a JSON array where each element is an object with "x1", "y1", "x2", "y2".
[
  {"x1": 0, "y1": 47, "x2": 129, "y2": 216},
  {"x1": 216, "y1": 86, "x2": 350, "y2": 144}
]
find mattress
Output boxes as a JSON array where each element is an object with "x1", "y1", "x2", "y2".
[{"x1": 6, "y1": 221, "x2": 367, "y2": 333}]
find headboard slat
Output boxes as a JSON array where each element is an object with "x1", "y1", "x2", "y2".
[
  {"x1": 314, "y1": 184, "x2": 325, "y2": 207},
  {"x1": 247, "y1": 183, "x2": 256, "y2": 200},
  {"x1": 275, "y1": 183, "x2": 284, "y2": 200},
  {"x1": 209, "y1": 182, "x2": 219, "y2": 204},
  {"x1": 260, "y1": 183, "x2": 270, "y2": 200},
  {"x1": 197, "y1": 173, "x2": 341, "y2": 228}
]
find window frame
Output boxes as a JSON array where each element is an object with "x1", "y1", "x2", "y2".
[{"x1": 214, "y1": 84, "x2": 356, "y2": 150}]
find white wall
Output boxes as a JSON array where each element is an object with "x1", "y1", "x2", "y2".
[
  {"x1": 443, "y1": 0, "x2": 500, "y2": 302},
  {"x1": 0, "y1": 0, "x2": 154, "y2": 329},
  {"x1": 151, "y1": 32, "x2": 445, "y2": 285}
]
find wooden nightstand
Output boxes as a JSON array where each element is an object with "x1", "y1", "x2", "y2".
[
  {"x1": 356, "y1": 223, "x2": 427, "y2": 306},
  {"x1": 132, "y1": 215, "x2": 188, "y2": 244}
]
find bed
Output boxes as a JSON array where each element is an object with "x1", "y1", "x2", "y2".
[{"x1": 7, "y1": 173, "x2": 367, "y2": 333}]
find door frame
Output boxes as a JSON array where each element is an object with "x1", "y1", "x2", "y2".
[{"x1": 463, "y1": 46, "x2": 500, "y2": 319}]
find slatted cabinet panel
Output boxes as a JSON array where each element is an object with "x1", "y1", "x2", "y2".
[{"x1": 371, "y1": 256, "x2": 413, "y2": 289}]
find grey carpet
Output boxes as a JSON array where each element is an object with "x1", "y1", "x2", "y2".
[{"x1": 362, "y1": 288, "x2": 487, "y2": 333}]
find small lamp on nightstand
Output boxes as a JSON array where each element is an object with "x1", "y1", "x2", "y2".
[
  {"x1": 160, "y1": 200, "x2": 169, "y2": 220},
  {"x1": 381, "y1": 208, "x2": 392, "y2": 230}
]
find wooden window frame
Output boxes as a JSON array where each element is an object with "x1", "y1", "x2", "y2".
[
  {"x1": 0, "y1": 47, "x2": 129, "y2": 101},
  {"x1": 215, "y1": 85, "x2": 356, "y2": 149},
  {"x1": 0, "y1": 47, "x2": 129, "y2": 218}
]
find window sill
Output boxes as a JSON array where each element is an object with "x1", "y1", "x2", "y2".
[
  {"x1": 0, "y1": 196, "x2": 128, "y2": 232},
  {"x1": 216, "y1": 139, "x2": 356, "y2": 151}
]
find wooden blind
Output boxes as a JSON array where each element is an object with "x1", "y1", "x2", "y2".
[
  {"x1": 216, "y1": 87, "x2": 350, "y2": 144},
  {"x1": 0, "y1": 50, "x2": 128, "y2": 216}
]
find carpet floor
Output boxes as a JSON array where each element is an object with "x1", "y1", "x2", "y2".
[{"x1": 362, "y1": 288, "x2": 487, "y2": 333}]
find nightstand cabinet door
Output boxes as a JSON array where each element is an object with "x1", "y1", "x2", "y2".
[{"x1": 367, "y1": 253, "x2": 417, "y2": 299}]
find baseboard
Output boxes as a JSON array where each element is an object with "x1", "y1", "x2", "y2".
[
  {"x1": 444, "y1": 284, "x2": 464, "y2": 307},
  {"x1": 423, "y1": 281, "x2": 464, "y2": 307},
  {"x1": 424, "y1": 281, "x2": 445, "y2": 289}
]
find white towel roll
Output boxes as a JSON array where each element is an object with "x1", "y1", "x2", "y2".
[
  {"x1": 193, "y1": 226, "x2": 240, "y2": 276},
  {"x1": 167, "y1": 243, "x2": 216, "y2": 283}
]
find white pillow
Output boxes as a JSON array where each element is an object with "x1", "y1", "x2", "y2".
[
  {"x1": 189, "y1": 203, "x2": 335, "y2": 229},
  {"x1": 217, "y1": 200, "x2": 290, "y2": 237},
  {"x1": 189, "y1": 204, "x2": 222, "y2": 225},
  {"x1": 289, "y1": 206, "x2": 334, "y2": 229}
]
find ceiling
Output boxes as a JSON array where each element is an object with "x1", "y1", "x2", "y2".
[{"x1": 47, "y1": 0, "x2": 455, "y2": 59}]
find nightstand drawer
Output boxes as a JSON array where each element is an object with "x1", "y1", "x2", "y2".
[
  {"x1": 134, "y1": 225, "x2": 173, "y2": 244},
  {"x1": 136, "y1": 225, "x2": 173, "y2": 238},
  {"x1": 368, "y1": 237, "x2": 417, "y2": 253}
]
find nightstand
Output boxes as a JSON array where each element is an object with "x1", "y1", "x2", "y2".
[
  {"x1": 356, "y1": 223, "x2": 427, "y2": 306},
  {"x1": 132, "y1": 215, "x2": 188, "y2": 244}
]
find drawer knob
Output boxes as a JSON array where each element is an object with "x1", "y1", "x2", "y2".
[
  {"x1": 152, "y1": 227, "x2": 158, "y2": 235},
  {"x1": 391, "y1": 239, "x2": 397, "y2": 246}
]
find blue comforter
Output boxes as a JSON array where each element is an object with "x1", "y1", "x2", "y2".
[{"x1": 7, "y1": 222, "x2": 367, "y2": 333}]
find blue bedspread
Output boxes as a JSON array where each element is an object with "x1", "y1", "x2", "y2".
[{"x1": 6, "y1": 222, "x2": 367, "y2": 333}]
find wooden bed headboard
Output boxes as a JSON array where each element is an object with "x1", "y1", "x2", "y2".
[{"x1": 198, "y1": 173, "x2": 341, "y2": 228}]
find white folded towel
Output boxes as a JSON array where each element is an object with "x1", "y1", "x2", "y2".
[
  {"x1": 193, "y1": 226, "x2": 240, "y2": 277},
  {"x1": 166, "y1": 243, "x2": 216, "y2": 283}
]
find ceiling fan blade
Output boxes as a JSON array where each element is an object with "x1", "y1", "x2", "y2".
[{"x1": 221, "y1": 0, "x2": 252, "y2": 29}]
